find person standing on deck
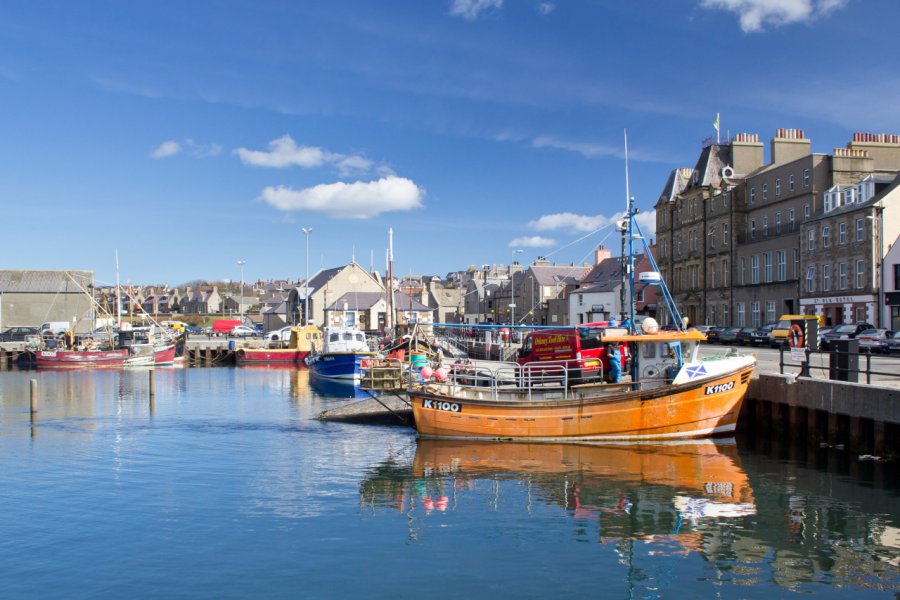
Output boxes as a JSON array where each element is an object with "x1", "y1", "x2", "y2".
[{"x1": 607, "y1": 343, "x2": 622, "y2": 383}]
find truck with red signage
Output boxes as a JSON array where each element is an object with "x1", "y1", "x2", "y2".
[
  {"x1": 212, "y1": 319, "x2": 243, "y2": 336},
  {"x1": 515, "y1": 326, "x2": 628, "y2": 384}
]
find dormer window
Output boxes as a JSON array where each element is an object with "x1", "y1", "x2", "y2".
[
  {"x1": 858, "y1": 176, "x2": 875, "y2": 202},
  {"x1": 824, "y1": 186, "x2": 840, "y2": 213}
]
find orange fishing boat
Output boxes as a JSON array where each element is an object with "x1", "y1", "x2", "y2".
[
  {"x1": 411, "y1": 186, "x2": 756, "y2": 442},
  {"x1": 411, "y1": 327, "x2": 755, "y2": 442}
]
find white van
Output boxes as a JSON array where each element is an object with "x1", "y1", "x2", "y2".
[{"x1": 40, "y1": 321, "x2": 71, "y2": 336}]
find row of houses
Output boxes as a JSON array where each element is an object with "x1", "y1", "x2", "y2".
[{"x1": 655, "y1": 130, "x2": 900, "y2": 329}]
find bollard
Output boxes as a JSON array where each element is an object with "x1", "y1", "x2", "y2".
[{"x1": 30, "y1": 378, "x2": 37, "y2": 414}]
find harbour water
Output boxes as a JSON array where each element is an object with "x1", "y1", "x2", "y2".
[{"x1": 0, "y1": 367, "x2": 897, "y2": 599}]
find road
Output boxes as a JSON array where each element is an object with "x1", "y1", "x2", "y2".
[{"x1": 698, "y1": 342, "x2": 900, "y2": 387}]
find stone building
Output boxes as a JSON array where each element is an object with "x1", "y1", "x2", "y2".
[
  {"x1": 656, "y1": 129, "x2": 900, "y2": 329},
  {"x1": 0, "y1": 270, "x2": 94, "y2": 333}
]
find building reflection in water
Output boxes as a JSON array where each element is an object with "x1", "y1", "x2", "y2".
[{"x1": 359, "y1": 439, "x2": 899, "y2": 591}]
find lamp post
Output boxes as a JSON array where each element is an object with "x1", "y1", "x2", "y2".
[
  {"x1": 510, "y1": 249, "x2": 523, "y2": 327},
  {"x1": 237, "y1": 260, "x2": 246, "y2": 322},
  {"x1": 302, "y1": 228, "x2": 313, "y2": 325}
]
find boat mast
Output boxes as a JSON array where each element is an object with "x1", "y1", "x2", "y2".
[
  {"x1": 115, "y1": 249, "x2": 122, "y2": 329},
  {"x1": 387, "y1": 228, "x2": 395, "y2": 336},
  {"x1": 624, "y1": 130, "x2": 636, "y2": 332}
]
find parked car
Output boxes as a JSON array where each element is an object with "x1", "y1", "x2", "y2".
[
  {"x1": 705, "y1": 327, "x2": 726, "y2": 343},
  {"x1": 184, "y1": 325, "x2": 203, "y2": 335},
  {"x1": 266, "y1": 326, "x2": 294, "y2": 342},
  {"x1": 83, "y1": 326, "x2": 118, "y2": 343},
  {"x1": 693, "y1": 325, "x2": 715, "y2": 334},
  {"x1": 229, "y1": 325, "x2": 259, "y2": 338},
  {"x1": 881, "y1": 331, "x2": 900, "y2": 354},
  {"x1": 820, "y1": 322, "x2": 874, "y2": 350},
  {"x1": 736, "y1": 327, "x2": 769, "y2": 346},
  {"x1": 856, "y1": 329, "x2": 893, "y2": 353},
  {"x1": 717, "y1": 327, "x2": 742, "y2": 345},
  {"x1": 0, "y1": 326, "x2": 41, "y2": 342}
]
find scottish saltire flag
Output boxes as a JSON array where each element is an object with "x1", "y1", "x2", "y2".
[{"x1": 685, "y1": 364, "x2": 708, "y2": 380}]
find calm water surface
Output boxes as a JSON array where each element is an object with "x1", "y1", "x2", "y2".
[{"x1": 0, "y1": 367, "x2": 897, "y2": 599}]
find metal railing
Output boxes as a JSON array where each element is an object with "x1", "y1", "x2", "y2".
[{"x1": 777, "y1": 346, "x2": 900, "y2": 384}]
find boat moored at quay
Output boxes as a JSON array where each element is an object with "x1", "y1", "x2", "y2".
[
  {"x1": 408, "y1": 180, "x2": 756, "y2": 442},
  {"x1": 235, "y1": 325, "x2": 322, "y2": 366}
]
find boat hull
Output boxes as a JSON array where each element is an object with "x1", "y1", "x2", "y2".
[
  {"x1": 235, "y1": 348, "x2": 311, "y2": 365},
  {"x1": 35, "y1": 349, "x2": 130, "y2": 368},
  {"x1": 154, "y1": 343, "x2": 177, "y2": 365},
  {"x1": 410, "y1": 364, "x2": 754, "y2": 442},
  {"x1": 307, "y1": 352, "x2": 371, "y2": 381}
]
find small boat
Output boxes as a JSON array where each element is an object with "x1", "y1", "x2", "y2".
[
  {"x1": 306, "y1": 326, "x2": 374, "y2": 381},
  {"x1": 235, "y1": 325, "x2": 322, "y2": 365}
]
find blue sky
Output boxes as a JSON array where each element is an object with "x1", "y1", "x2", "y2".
[{"x1": 2, "y1": 0, "x2": 897, "y2": 287}]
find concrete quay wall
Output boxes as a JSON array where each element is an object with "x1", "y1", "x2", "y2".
[{"x1": 744, "y1": 374, "x2": 898, "y2": 455}]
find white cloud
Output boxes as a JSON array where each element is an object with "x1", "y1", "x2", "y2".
[
  {"x1": 152, "y1": 139, "x2": 222, "y2": 159},
  {"x1": 699, "y1": 0, "x2": 847, "y2": 32},
  {"x1": 537, "y1": 2, "x2": 555, "y2": 15},
  {"x1": 151, "y1": 140, "x2": 181, "y2": 159},
  {"x1": 509, "y1": 236, "x2": 555, "y2": 248},
  {"x1": 234, "y1": 134, "x2": 374, "y2": 176},
  {"x1": 449, "y1": 0, "x2": 503, "y2": 20},
  {"x1": 529, "y1": 210, "x2": 657, "y2": 240},
  {"x1": 259, "y1": 176, "x2": 424, "y2": 219}
]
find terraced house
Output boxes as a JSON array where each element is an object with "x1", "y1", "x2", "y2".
[{"x1": 655, "y1": 129, "x2": 900, "y2": 329}]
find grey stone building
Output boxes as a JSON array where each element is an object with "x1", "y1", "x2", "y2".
[
  {"x1": 656, "y1": 129, "x2": 900, "y2": 329},
  {"x1": 0, "y1": 270, "x2": 94, "y2": 333}
]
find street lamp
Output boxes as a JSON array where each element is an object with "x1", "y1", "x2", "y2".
[
  {"x1": 237, "y1": 260, "x2": 246, "y2": 321},
  {"x1": 302, "y1": 228, "x2": 313, "y2": 325},
  {"x1": 510, "y1": 249, "x2": 523, "y2": 327}
]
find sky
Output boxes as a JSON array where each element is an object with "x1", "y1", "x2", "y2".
[{"x1": 2, "y1": 0, "x2": 898, "y2": 287}]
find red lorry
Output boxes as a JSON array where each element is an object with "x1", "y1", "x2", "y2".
[{"x1": 212, "y1": 319, "x2": 242, "y2": 336}]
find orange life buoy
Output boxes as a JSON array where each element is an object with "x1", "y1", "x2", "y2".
[{"x1": 789, "y1": 324, "x2": 804, "y2": 348}]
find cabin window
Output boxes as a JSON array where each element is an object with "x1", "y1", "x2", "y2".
[
  {"x1": 330, "y1": 333, "x2": 339, "y2": 342},
  {"x1": 642, "y1": 343, "x2": 658, "y2": 359}
]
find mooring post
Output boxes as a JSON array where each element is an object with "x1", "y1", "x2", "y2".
[{"x1": 30, "y1": 378, "x2": 37, "y2": 415}]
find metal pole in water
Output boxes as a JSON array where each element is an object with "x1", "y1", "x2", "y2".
[
  {"x1": 149, "y1": 369, "x2": 155, "y2": 397},
  {"x1": 30, "y1": 378, "x2": 37, "y2": 415}
]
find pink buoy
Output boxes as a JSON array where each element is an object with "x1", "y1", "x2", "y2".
[
  {"x1": 420, "y1": 366, "x2": 434, "y2": 379},
  {"x1": 434, "y1": 366, "x2": 449, "y2": 382}
]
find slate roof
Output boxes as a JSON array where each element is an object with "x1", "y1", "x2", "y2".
[
  {"x1": 530, "y1": 264, "x2": 591, "y2": 286},
  {"x1": 326, "y1": 292, "x2": 433, "y2": 312},
  {"x1": 0, "y1": 270, "x2": 92, "y2": 293},
  {"x1": 657, "y1": 168, "x2": 693, "y2": 204}
]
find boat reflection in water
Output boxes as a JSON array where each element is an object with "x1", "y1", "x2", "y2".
[
  {"x1": 308, "y1": 370, "x2": 372, "y2": 400},
  {"x1": 361, "y1": 439, "x2": 755, "y2": 551}
]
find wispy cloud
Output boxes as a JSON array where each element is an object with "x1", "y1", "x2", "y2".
[
  {"x1": 234, "y1": 135, "x2": 374, "y2": 177},
  {"x1": 529, "y1": 210, "x2": 657, "y2": 239},
  {"x1": 449, "y1": 0, "x2": 503, "y2": 20},
  {"x1": 151, "y1": 140, "x2": 181, "y2": 159},
  {"x1": 259, "y1": 176, "x2": 424, "y2": 219},
  {"x1": 531, "y1": 136, "x2": 622, "y2": 159},
  {"x1": 699, "y1": 0, "x2": 848, "y2": 32},
  {"x1": 509, "y1": 236, "x2": 555, "y2": 248},
  {"x1": 537, "y1": 2, "x2": 555, "y2": 16},
  {"x1": 151, "y1": 139, "x2": 222, "y2": 159}
]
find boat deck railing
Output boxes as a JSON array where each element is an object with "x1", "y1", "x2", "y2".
[{"x1": 421, "y1": 358, "x2": 624, "y2": 401}]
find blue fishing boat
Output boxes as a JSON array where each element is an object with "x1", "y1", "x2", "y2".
[{"x1": 305, "y1": 326, "x2": 374, "y2": 381}]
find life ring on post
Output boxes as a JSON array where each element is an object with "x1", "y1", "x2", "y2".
[{"x1": 789, "y1": 324, "x2": 804, "y2": 348}]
